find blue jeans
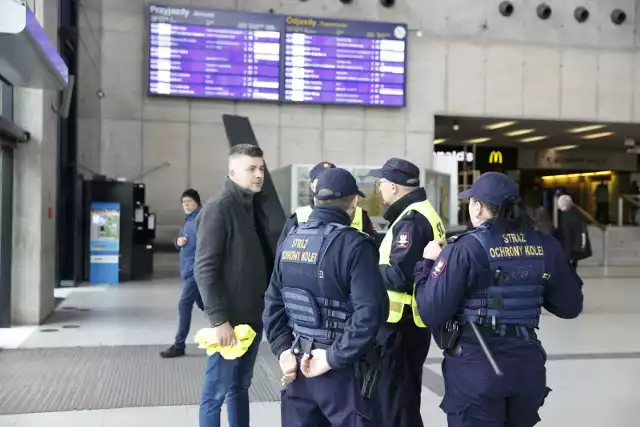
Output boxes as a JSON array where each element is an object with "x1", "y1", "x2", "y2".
[
  {"x1": 174, "y1": 276, "x2": 204, "y2": 349},
  {"x1": 199, "y1": 323, "x2": 263, "y2": 427}
]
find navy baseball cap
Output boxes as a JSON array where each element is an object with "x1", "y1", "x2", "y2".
[
  {"x1": 314, "y1": 168, "x2": 366, "y2": 201},
  {"x1": 459, "y1": 172, "x2": 519, "y2": 206},
  {"x1": 309, "y1": 161, "x2": 336, "y2": 182},
  {"x1": 369, "y1": 158, "x2": 420, "y2": 187}
]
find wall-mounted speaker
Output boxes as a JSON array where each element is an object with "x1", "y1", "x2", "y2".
[
  {"x1": 499, "y1": 1, "x2": 514, "y2": 17},
  {"x1": 574, "y1": 7, "x2": 589, "y2": 23},
  {"x1": 537, "y1": 3, "x2": 552, "y2": 20},
  {"x1": 611, "y1": 9, "x2": 627, "y2": 25}
]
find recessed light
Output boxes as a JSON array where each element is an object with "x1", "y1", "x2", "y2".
[
  {"x1": 505, "y1": 129, "x2": 535, "y2": 136},
  {"x1": 581, "y1": 131, "x2": 614, "y2": 140},
  {"x1": 465, "y1": 137, "x2": 491, "y2": 144},
  {"x1": 434, "y1": 138, "x2": 446, "y2": 144},
  {"x1": 484, "y1": 121, "x2": 517, "y2": 130},
  {"x1": 520, "y1": 136, "x2": 549, "y2": 142},
  {"x1": 554, "y1": 145, "x2": 578, "y2": 151},
  {"x1": 567, "y1": 124, "x2": 606, "y2": 133}
]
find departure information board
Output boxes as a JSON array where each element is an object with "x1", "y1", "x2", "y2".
[
  {"x1": 283, "y1": 16, "x2": 407, "y2": 106},
  {"x1": 147, "y1": 5, "x2": 408, "y2": 107}
]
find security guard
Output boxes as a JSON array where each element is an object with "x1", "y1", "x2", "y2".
[
  {"x1": 278, "y1": 161, "x2": 376, "y2": 246},
  {"x1": 369, "y1": 158, "x2": 446, "y2": 427},
  {"x1": 414, "y1": 172, "x2": 584, "y2": 427},
  {"x1": 263, "y1": 168, "x2": 388, "y2": 427}
]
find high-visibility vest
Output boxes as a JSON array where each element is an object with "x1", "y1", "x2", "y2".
[
  {"x1": 295, "y1": 205, "x2": 364, "y2": 232},
  {"x1": 379, "y1": 200, "x2": 446, "y2": 328}
]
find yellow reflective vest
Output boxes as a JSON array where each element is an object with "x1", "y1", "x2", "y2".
[
  {"x1": 295, "y1": 205, "x2": 364, "y2": 232},
  {"x1": 379, "y1": 200, "x2": 446, "y2": 328}
]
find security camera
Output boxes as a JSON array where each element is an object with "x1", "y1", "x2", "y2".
[
  {"x1": 380, "y1": 0, "x2": 395, "y2": 7},
  {"x1": 537, "y1": 3, "x2": 551, "y2": 20},
  {"x1": 574, "y1": 7, "x2": 589, "y2": 23},
  {"x1": 499, "y1": 1, "x2": 514, "y2": 17},
  {"x1": 611, "y1": 9, "x2": 627, "y2": 25}
]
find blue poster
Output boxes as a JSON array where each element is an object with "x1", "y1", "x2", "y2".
[{"x1": 89, "y1": 202, "x2": 121, "y2": 285}]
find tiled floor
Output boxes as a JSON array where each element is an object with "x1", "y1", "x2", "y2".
[{"x1": 1, "y1": 268, "x2": 640, "y2": 426}]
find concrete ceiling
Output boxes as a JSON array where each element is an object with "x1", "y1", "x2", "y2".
[{"x1": 434, "y1": 115, "x2": 640, "y2": 152}]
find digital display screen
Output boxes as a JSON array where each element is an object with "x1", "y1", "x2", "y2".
[
  {"x1": 283, "y1": 16, "x2": 406, "y2": 106},
  {"x1": 147, "y1": 5, "x2": 407, "y2": 107},
  {"x1": 148, "y1": 6, "x2": 283, "y2": 101}
]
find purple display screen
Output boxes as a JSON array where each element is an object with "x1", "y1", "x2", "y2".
[
  {"x1": 148, "y1": 5, "x2": 283, "y2": 101},
  {"x1": 147, "y1": 5, "x2": 407, "y2": 107},
  {"x1": 283, "y1": 16, "x2": 407, "y2": 107}
]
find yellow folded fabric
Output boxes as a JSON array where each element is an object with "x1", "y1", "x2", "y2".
[{"x1": 194, "y1": 324, "x2": 256, "y2": 359}]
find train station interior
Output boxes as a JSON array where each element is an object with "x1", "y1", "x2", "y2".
[{"x1": 2, "y1": 0, "x2": 640, "y2": 426}]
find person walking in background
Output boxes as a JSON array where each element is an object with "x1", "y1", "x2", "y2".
[
  {"x1": 594, "y1": 180, "x2": 610, "y2": 224},
  {"x1": 195, "y1": 144, "x2": 276, "y2": 427},
  {"x1": 628, "y1": 181, "x2": 639, "y2": 225},
  {"x1": 557, "y1": 195, "x2": 592, "y2": 272},
  {"x1": 160, "y1": 189, "x2": 204, "y2": 359},
  {"x1": 532, "y1": 206, "x2": 557, "y2": 238}
]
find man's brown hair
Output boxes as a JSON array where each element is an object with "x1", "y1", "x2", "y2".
[{"x1": 229, "y1": 144, "x2": 263, "y2": 158}]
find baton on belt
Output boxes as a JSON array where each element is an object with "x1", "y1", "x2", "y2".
[{"x1": 468, "y1": 322, "x2": 503, "y2": 377}]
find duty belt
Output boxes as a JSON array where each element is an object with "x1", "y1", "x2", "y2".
[
  {"x1": 292, "y1": 334, "x2": 332, "y2": 356},
  {"x1": 461, "y1": 324, "x2": 537, "y2": 340}
]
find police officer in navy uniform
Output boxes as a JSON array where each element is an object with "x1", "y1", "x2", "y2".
[
  {"x1": 414, "y1": 172, "x2": 584, "y2": 427},
  {"x1": 369, "y1": 158, "x2": 446, "y2": 427},
  {"x1": 263, "y1": 168, "x2": 388, "y2": 427},
  {"x1": 278, "y1": 161, "x2": 376, "y2": 246}
]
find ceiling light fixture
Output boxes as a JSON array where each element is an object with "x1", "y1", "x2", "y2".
[
  {"x1": 504, "y1": 129, "x2": 535, "y2": 136},
  {"x1": 434, "y1": 138, "x2": 446, "y2": 144},
  {"x1": 567, "y1": 124, "x2": 606, "y2": 133},
  {"x1": 554, "y1": 144, "x2": 578, "y2": 151},
  {"x1": 541, "y1": 171, "x2": 611, "y2": 180},
  {"x1": 581, "y1": 131, "x2": 614, "y2": 140},
  {"x1": 465, "y1": 137, "x2": 491, "y2": 144},
  {"x1": 520, "y1": 136, "x2": 549, "y2": 142},
  {"x1": 483, "y1": 121, "x2": 517, "y2": 130}
]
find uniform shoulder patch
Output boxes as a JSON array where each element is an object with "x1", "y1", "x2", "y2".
[
  {"x1": 431, "y1": 256, "x2": 447, "y2": 279},
  {"x1": 395, "y1": 231, "x2": 411, "y2": 249}
]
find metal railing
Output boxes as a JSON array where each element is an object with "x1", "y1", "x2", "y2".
[
  {"x1": 553, "y1": 195, "x2": 608, "y2": 267},
  {"x1": 617, "y1": 194, "x2": 640, "y2": 226}
]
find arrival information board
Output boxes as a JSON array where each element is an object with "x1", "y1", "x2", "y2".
[
  {"x1": 147, "y1": 5, "x2": 407, "y2": 107},
  {"x1": 148, "y1": 6, "x2": 283, "y2": 101}
]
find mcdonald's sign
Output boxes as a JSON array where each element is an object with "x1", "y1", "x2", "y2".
[
  {"x1": 475, "y1": 147, "x2": 517, "y2": 171},
  {"x1": 488, "y1": 151, "x2": 503, "y2": 164}
]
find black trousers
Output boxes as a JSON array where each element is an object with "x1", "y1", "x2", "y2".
[{"x1": 570, "y1": 260, "x2": 578, "y2": 272}]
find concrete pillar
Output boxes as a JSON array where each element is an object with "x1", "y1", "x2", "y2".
[{"x1": 10, "y1": 0, "x2": 59, "y2": 325}]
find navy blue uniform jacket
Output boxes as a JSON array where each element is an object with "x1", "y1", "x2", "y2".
[
  {"x1": 176, "y1": 207, "x2": 200, "y2": 280},
  {"x1": 414, "y1": 222, "x2": 584, "y2": 328},
  {"x1": 381, "y1": 188, "x2": 435, "y2": 294},
  {"x1": 263, "y1": 205, "x2": 388, "y2": 369}
]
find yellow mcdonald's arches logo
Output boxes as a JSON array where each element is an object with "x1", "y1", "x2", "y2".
[{"x1": 489, "y1": 151, "x2": 503, "y2": 164}]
